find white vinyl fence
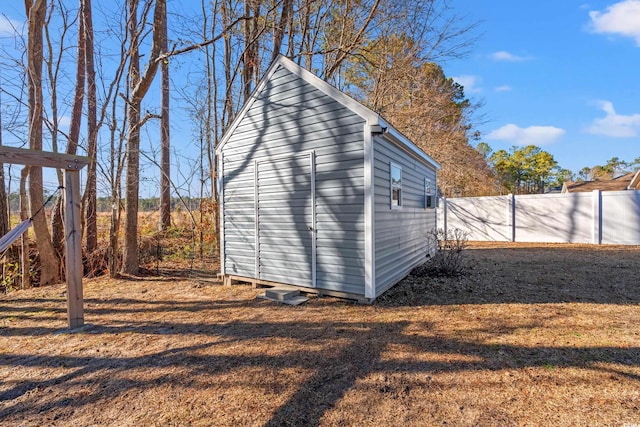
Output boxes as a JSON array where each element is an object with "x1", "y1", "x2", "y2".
[{"x1": 437, "y1": 190, "x2": 640, "y2": 245}]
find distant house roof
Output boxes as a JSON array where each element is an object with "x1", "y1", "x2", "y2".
[
  {"x1": 544, "y1": 185, "x2": 563, "y2": 194},
  {"x1": 562, "y1": 171, "x2": 640, "y2": 193}
]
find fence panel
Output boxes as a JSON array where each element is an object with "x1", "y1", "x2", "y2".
[
  {"x1": 442, "y1": 195, "x2": 511, "y2": 241},
  {"x1": 437, "y1": 190, "x2": 640, "y2": 245},
  {"x1": 601, "y1": 191, "x2": 640, "y2": 244},
  {"x1": 515, "y1": 193, "x2": 593, "y2": 243}
]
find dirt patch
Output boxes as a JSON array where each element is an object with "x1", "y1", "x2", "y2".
[
  {"x1": 1, "y1": 243, "x2": 639, "y2": 426},
  {"x1": 380, "y1": 241, "x2": 640, "y2": 306}
]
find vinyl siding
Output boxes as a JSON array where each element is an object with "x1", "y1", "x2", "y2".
[
  {"x1": 221, "y1": 63, "x2": 366, "y2": 295},
  {"x1": 256, "y1": 154, "x2": 313, "y2": 286},
  {"x1": 373, "y1": 135, "x2": 437, "y2": 296},
  {"x1": 223, "y1": 161, "x2": 255, "y2": 277}
]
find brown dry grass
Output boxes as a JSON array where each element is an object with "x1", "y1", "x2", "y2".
[{"x1": 1, "y1": 242, "x2": 639, "y2": 426}]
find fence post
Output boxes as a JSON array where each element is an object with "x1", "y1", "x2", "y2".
[
  {"x1": 508, "y1": 194, "x2": 516, "y2": 242},
  {"x1": 592, "y1": 190, "x2": 602, "y2": 244},
  {"x1": 442, "y1": 196, "x2": 447, "y2": 235}
]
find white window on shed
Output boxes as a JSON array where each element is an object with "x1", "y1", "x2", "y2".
[
  {"x1": 425, "y1": 177, "x2": 435, "y2": 209},
  {"x1": 390, "y1": 163, "x2": 402, "y2": 208}
]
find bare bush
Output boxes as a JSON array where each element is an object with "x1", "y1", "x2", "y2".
[
  {"x1": 84, "y1": 247, "x2": 110, "y2": 278},
  {"x1": 415, "y1": 228, "x2": 469, "y2": 277}
]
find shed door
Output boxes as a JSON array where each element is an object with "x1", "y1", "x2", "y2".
[{"x1": 255, "y1": 152, "x2": 316, "y2": 287}]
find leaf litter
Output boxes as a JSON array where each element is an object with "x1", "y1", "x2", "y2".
[{"x1": 0, "y1": 242, "x2": 639, "y2": 426}]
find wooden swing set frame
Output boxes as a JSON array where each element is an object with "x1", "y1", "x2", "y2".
[{"x1": 0, "y1": 145, "x2": 89, "y2": 329}]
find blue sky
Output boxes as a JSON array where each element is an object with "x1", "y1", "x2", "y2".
[
  {"x1": 1, "y1": 0, "x2": 638, "y2": 189},
  {"x1": 445, "y1": 0, "x2": 640, "y2": 174}
]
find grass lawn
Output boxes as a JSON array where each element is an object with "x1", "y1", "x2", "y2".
[{"x1": 1, "y1": 242, "x2": 639, "y2": 426}]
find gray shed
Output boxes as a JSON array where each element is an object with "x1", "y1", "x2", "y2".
[{"x1": 216, "y1": 56, "x2": 440, "y2": 302}]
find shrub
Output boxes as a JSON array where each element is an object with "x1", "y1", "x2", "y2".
[
  {"x1": 419, "y1": 228, "x2": 469, "y2": 276},
  {"x1": 1, "y1": 260, "x2": 21, "y2": 293}
]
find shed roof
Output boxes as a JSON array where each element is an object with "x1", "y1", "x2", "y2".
[
  {"x1": 562, "y1": 171, "x2": 640, "y2": 192},
  {"x1": 215, "y1": 55, "x2": 440, "y2": 170}
]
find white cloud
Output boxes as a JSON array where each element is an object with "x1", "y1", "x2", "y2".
[
  {"x1": 495, "y1": 85, "x2": 513, "y2": 92},
  {"x1": 486, "y1": 124, "x2": 566, "y2": 146},
  {"x1": 589, "y1": 0, "x2": 640, "y2": 45},
  {"x1": 490, "y1": 51, "x2": 532, "y2": 62},
  {"x1": 586, "y1": 100, "x2": 640, "y2": 137},
  {"x1": 452, "y1": 75, "x2": 482, "y2": 94},
  {"x1": 0, "y1": 16, "x2": 22, "y2": 36}
]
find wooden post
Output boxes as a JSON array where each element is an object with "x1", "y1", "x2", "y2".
[
  {"x1": 64, "y1": 170, "x2": 84, "y2": 328},
  {"x1": 0, "y1": 146, "x2": 89, "y2": 329}
]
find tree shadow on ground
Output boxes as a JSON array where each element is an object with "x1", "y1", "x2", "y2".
[
  {"x1": 0, "y1": 301, "x2": 639, "y2": 425},
  {"x1": 1, "y1": 245, "x2": 640, "y2": 424}
]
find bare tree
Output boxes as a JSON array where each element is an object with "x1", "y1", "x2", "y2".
[
  {"x1": 122, "y1": 0, "x2": 142, "y2": 275},
  {"x1": 104, "y1": 40, "x2": 130, "y2": 277},
  {"x1": 19, "y1": 167, "x2": 31, "y2": 289},
  {"x1": 25, "y1": 0, "x2": 60, "y2": 286},
  {"x1": 220, "y1": 0, "x2": 234, "y2": 131},
  {"x1": 78, "y1": 0, "x2": 129, "y2": 275},
  {"x1": 271, "y1": 0, "x2": 292, "y2": 62},
  {"x1": 242, "y1": 0, "x2": 261, "y2": 102},
  {"x1": 43, "y1": 0, "x2": 75, "y2": 183},
  {"x1": 0, "y1": 84, "x2": 9, "y2": 239},
  {"x1": 159, "y1": 0, "x2": 170, "y2": 230},
  {"x1": 341, "y1": 0, "x2": 488, "y2": 196},
  {"x1": 83, "y1": 0, "x2": 98, "y2": 254},
  {"x1": 322, "y1": 0, "x2": 382, "y2": 80},
  {"x1": 122, "y1": 0, "x2": 166, "y2": 275},
  {"x1": 7, "y1": 0, "x2": 485, "y2": 283},
  {"x1": 205, "y1": 0, "x2": 219, "y2": 231},
  {"x1": 0, "y1": 65, "x2": 23, "y2": 286},
  {"x1": 51, "y1": 0, "x2": 84, "y2": 261}
]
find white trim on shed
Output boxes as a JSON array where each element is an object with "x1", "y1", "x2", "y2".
[{"x1": 363, "y1": 123, "x2": 376, "y2": 299}]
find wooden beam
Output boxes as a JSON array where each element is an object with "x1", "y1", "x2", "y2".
[
  {"x1": 0, "y1": 146, "x2": 89, "y2": 170},
  {"x1": 0, "y1": 147, "x2": 88, "y2": 329},
  {"x1": 64, "y1": 170, "x2": 84, "y2": 329}
]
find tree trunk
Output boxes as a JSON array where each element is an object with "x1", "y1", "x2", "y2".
[
  {"x1": 43, "y1": 0, "x2": 63, "y2": 186},
  {"x1": 221, "y1": 0, "x2": 233, "y2": 131},
  {"x1": 203, "y1": 0, "x2": 219, "y2": 250},
  {"x1": 271, "y1": 0, "x2": 292, "y2": 62},
  {"x1": 242, "y1": 0, "x2": 252, "y2": 102},
  {"x1": 0, "y1": 118, "x2": 11, "y2": 288},
  {"x1": 106, "y1": 30, "x2": 129, "y2": 278},
  {"x1": 25, "y1": 0, "x2": 60, "y2": 286},
  {"x1": 122, "y1": 0, "x2": 166, "y2": 274},
  {"x1": 122, "y1": 0, "x2": 142, "y2": 275},
  {"x1": 0, "y1": 169, "x2": 7, "y2": 240},
  {"x1": 159, "y1": 0, "x2": 170, "y2": 230},
  {"x1": 50, "y1": 198, "x2": 64, "y2": 261},
  {"x1": 83, "y1": 0, "x2": 98, "y2": 254},
  {"x1": 19, "y1": 167, "x2": 30, "y2": 290},
  {"x1": 52, "y1": 0, "x2": 87, "y2": 266},
  {"x1": 0, "y1": 87, "x2": 8, "y2": 238}
]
